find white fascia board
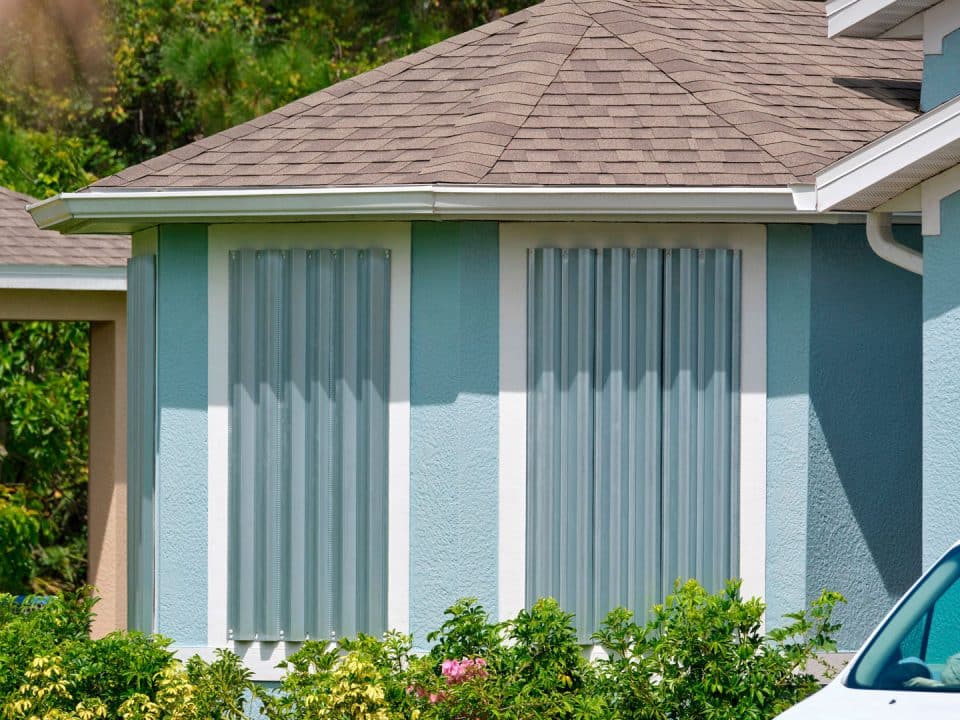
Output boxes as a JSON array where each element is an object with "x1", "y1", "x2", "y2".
[
  {"x1": 0, "y1": 264, "x2": 126, "y2": 291},
  {"x1": 825, "y1": 0, "x2": 935, "y2": 37},
  {"x1": 28, "y1": 184, "x2": 834, "y2": 234},
  {"x1": 816, "y1": 94, "x2": 960, "y2": 211}
]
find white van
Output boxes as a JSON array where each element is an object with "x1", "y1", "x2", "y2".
[{"x1": 777, "y1": 542, "x2": 960, "y2": 718}]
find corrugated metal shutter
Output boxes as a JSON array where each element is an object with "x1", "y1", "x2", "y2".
[
  {"x1": 526, "y1": 247, "x2": 740, "y2": 640},
  {"x1": 661, "y1": 248, "x2": 741, "y2": 597},
  {"x1": 127, "y1": 254, "x2": 156, "y2": 633},
  {"x1": 228, "y1": 248, "x2": 390, "y2": 642}
]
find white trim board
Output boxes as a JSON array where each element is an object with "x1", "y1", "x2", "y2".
[
  {"x1": 825, "y1": 0, "x2": 938, "y2": 37},
  {"x1": 27, "y1": 184, "x2": 851, "y2": 234},
  {"x1": 0, "y1": 264, "x2": 125, "y2": 291},
  {"x1": 497, "y1": 222, "x2": 767, "y2": 622},
  {"x1": 922, "y1": 164, "x2": 960, "y2": 235},
  {"x1": 816, "y1": 94, "x2": 960, "y2": 212},
  {"x1": 206, "y1": 222, "x2": 411, "y2": 678}
]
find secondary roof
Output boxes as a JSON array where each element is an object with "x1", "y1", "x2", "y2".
[
  {"x1": 0, "y1": 187, "x2": 128, "y2": 266},
  {"x1": 90, "y1": 0, "x2": 921, "y2": 192}
]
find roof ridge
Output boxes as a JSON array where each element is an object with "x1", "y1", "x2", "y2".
[
  {"x1": 418, "y1": 0, "x2": 593, "y2": 182},
  {"x1": 585, "y1": 0, "x2": 800, "y2": 181}
]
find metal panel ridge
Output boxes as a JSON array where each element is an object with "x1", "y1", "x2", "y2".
[
  {"x1": 126, "y1": 254, "x2": 156, "y2": 633},
  {"x1": 228, "y1": 247, "x2": 390, "y2": 641}
]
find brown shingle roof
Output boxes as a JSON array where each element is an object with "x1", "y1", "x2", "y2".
[
  {"x1": 0, "y1": 188, "x2": 128, "y2": 266},
  {"x1": 91, "y1": 0, "x2": 921, "y2": 191}
]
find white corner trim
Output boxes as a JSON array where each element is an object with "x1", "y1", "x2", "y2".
[
  {"x1": 497, "y1": 237, "x2": 527, "y2": 622},
  {"x1": 924, "y1": 0, "x2": 960, "y2": 54},
  {"x1": 27, "y1": 185, "x2": 829, "y2": 234},
  {"x1": 206, "y1": 222, "x2": 412, "y2": 659},
  {"x1": 0, "y1": 264, "x2": 126, "y2": 290},
  {"x1": 921, "y1": 164, "x2": 960, "y2": 234},
  {"x1": 816, "y1": 94, "x2": 960, "y2": 211},
  {"x1": 497, "y1": 222, "x2": 767, "y2": 619}
]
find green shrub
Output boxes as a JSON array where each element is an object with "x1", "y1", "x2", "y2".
[
  {"x1": 0, "y1": 582, "x2": 842, "y2": 720},
  {"x1": 593, "y1": 579, "x2": 845, "y2": 720}
]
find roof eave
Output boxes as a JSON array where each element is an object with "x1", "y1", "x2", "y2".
[
  {"x1": 825, "y1": 0, "x2": 933, "y2": 37},
  {"x1": 816, "y1": 94, "x2": 960, "y2": 213},
  {"x1": 29, "y1": 184, "x2": 848, "y2": 234}
]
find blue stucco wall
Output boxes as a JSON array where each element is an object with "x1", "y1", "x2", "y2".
[
  {"x1": 922, "y1": 28, "x2": 960, "y2": 111},
  {"x1": 156, "y1": 224, "x2": 208, "y2": 644},
  {"x1": 767, "y1": 223, "x2": 922, "y2": 650},
  {"x1": 409, "y1": 221, "x2": 499, "y2": 649},
  {"x1": 924, "y1": 192, "x2": 960, "y2": 569},
  {"x1": 766, "y1": 225, "x2": 813, "y2": 629}
]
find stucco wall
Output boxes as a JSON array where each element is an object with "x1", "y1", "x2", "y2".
[
  {"x1": 765, "y1": 225, "x2": 813, "y2": 630},
  {"x1": 767, "y1": 223, "x2": 922, "y2": 650},
  {"x1": 923, "y1": 191, "x2": 960, "y2": 569},
  {"x1": 155, "y1": 225, "x2": 208, "y2": 644},
  {"x1": 409, "y1": 221, "x2": 500, "y2": 649},
  {"x1": 922, "y1": 27, "x2": 960, "y2": 111}
]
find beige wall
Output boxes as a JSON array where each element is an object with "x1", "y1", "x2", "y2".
[{"x1": 0, "y1": 290, "x2": 126, "y2": 638}]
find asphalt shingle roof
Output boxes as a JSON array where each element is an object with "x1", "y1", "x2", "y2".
[
  {"x1": 0, "y1": 188, "x2": 128, "y2": 265},
  {"x1": 91, "y1": 0, "x2": 922, "y2": 191}
]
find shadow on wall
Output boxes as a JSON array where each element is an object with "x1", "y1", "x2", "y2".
[{"x1": 807, "y1": 223, "x2": 922, "y2": 650}]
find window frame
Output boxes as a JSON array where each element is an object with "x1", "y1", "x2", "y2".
[
  {"x1": 202, "y1": 222, "x2": 411, "y2": 680},
  {"x1": 497, "y1": 222, "x2": 767, "y2": 624}
]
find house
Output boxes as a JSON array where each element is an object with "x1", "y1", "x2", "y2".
[
  {"x1": 28, "y1": 0, "x2": 932, "y2": 676},
  {"x1": 813, "y1": 0, "x2": 960, "y2": 594},
  {"x1": 0, "y1": 186, "x2": 128, "y2": 637}
]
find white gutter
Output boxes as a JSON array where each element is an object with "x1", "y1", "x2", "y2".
[
  {"x1": 866, "y1": 211, "x2": 922, "y2": 274},
  {"x1": 28, "y1": 184, "x2": 825, "y2": 234},
  {"x1": 0, "y1": 264, "x2": 126, "y2": 291}
]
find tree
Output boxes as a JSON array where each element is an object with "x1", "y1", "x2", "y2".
[{"x1": 0, "y1": 322, "x2": 90, "y2": 594}]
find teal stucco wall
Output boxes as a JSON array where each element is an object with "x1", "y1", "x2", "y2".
[
  {"x1": 765, "y1": 225, "x2": 813, "y2": 629},
  {"x1": 767, "y1": 223, "x2": 922, "y2": 650},
  {"x1": 923, "y1": 191, "x2": 960, "y2": 569},
  {"x1": 155, "y1": 224, "x2": 208, "y2": 644},
  {"x1": 409, "y1": 221, "x2": 500, "y2": 648},
  {"x1": 922, "y1": 28, "x2": 960, "y2": 111}
]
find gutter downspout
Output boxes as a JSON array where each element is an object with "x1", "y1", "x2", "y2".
[{"x1": 866, "y1": 212, "x2": 923, "y2": 275}]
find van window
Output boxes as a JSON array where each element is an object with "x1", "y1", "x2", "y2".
[{"x1": 850, "y1": 548, "x2": 960, "y2": 691}]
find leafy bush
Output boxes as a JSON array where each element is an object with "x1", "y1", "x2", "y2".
[
  {"x1": 593, "y1": 579, "x2": 845, "y2": 720},
  {"x1": 0, "y1": 589, "x2": 257, "y2": 720},
  {"x1": 0, "y1": 582, "x2": 842, "y2": 720}
]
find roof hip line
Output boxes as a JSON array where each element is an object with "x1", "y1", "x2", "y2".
[{"x1": 587, "y1": 0, "x2": 797, "y2": 179}]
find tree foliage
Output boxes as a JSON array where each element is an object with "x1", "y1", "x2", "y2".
[
  {"x1": 0, "y1": 322, "x2": 90, "y2": 594},
  {"x1": 0, "y1": 0, "x2": 539, "y2": 197}
]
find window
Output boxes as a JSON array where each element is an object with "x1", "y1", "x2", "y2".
[
  {"x1": 526, "y1": 247, "x2": 741, "y2": 639},
  {"x1": 227, "y1": 248, "x2": 390, "y2": 642},
  {"x1": 851, "y1": 547, "x2": 960, "y2": 691}
]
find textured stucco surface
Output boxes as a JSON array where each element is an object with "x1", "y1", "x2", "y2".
[
  {"x1": 766, "y1": 223, "x2": 922, "y2": 650},
  {"x1": 924, "y1": 192, "x2": 960, "y2": 569},
  {"x1": 922, "y1": 28, "x2": 960, "y2": 111},
  {"x1": 410, "y1": 221, "x2": 499, "y2": 649},
  {"x1": 805, "y1": 223, "x2": 922, "y2": 650},
  {"x1": 156, "y1": 224, "x2": 208, "y2": 644},
  {"x1": 765, "y1": 225, "x2": 813, "y2": 629}
]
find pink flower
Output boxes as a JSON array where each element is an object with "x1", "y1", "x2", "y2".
[{"x1": 440, "y1": 657, "x2": 488, "y2": 685}]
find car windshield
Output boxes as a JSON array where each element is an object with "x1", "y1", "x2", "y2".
[{"x1": 850, "y1": 546, "x2": 960, "y2": 691}]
